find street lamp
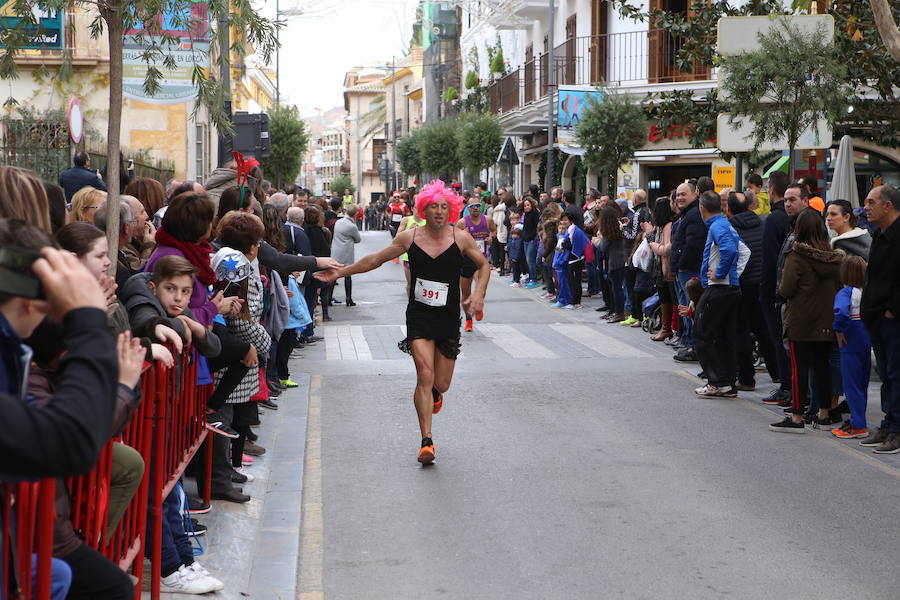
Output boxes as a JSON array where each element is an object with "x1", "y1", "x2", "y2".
[{"x1": 275, "y1": 5, "x2": 306, "y2": 106}]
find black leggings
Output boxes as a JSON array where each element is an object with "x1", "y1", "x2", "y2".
[
  {"x1": 789, "y1": 339, "x2": 834, "y2": 415},
  {"x1": 344, "y1": 276, "x2": 353, "y2": 303},
  {"x1": 567, "y1": 258, "x2": 584, "y2": 305},
  {"x1": 62, "y1": 544, "x2": 134, "y2": 600},
  {"x1": 206, "y1": 323, "x2": 250, "y2": 411},
  {"x1": 276, "y1": 328, "x2": 296, "y2": 380}
]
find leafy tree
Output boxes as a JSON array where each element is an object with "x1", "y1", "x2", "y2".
[
  {"x1": 330, "y1": 174, "x2": 355, "y2": 196},
  {"x1": 417, "y1": 117, "x2": 461, "y2": 180},
  {"x1": 457, "y1": 113, "x2": 502, "y2": 176},
  {"x1": 794, "y1": 0, "x2": 900, "y2": 62},
  {"x1": 267, "y1": 105, "x2": 308, "y2": 190},
  {"x1": 465, "y1": 70, "x2": 480, "y2": 90},
  {"x1": 0, "y1": 0, "x2": 277, "y2": 262},
  {"x1": 396, "y1": 130, "x2": 423, "y2": 179},
  {"x1": 719, "y1": 19, "x2": 850, "y2": 178},
  {"x1": 575, "y1": 89, "x2": 647, "y2": 194}
]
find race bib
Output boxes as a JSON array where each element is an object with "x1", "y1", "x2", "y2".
[
  {"x1": 391, "y1": 213, "x2": 402, "y2": 223},
  {"x1": 414, "y1": 278, "x2": 449, "y2": 307}
]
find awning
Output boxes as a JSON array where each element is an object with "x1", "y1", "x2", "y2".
[{"x1": 763, "y1": 155, "x2": 790, "y2": 178}]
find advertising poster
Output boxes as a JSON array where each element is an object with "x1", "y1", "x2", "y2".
[
  {"x1": 0, "y1": 4, "x2": 63, "y2": 49},
  {"x1": 556, "y1": 86, "x2": 603, "y2": 142},
  {"x1": 123, "y1": 1, "x2": 210, "y2": 104}
]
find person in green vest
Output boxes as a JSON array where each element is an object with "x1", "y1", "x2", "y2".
[{"x1": 342, "y1": 188, "x2": 354, "y2": 210}]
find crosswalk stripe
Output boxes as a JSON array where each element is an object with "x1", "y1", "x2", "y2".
[
  {"x1": 477, "y1": 323, "x2": 558, "y2": 359},
  {"x1": 324, "y1": 325, "x2": 374, "y2": 361},
  {"x1": 549, "y1": 323, "x2": 651, "y2": 358}
]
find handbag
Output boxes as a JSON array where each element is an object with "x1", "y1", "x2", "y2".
[{"x1": 249, "y1": 367, "x2": 269, "y2": 402}]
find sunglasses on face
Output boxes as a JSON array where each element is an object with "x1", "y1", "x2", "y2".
[{"x1": 468, "y1": 203, "x2": 482, "y2": 210}]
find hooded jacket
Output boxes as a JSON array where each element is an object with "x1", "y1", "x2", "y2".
[
  {"x1": 830, "y1": 227, "x2": 872, "y2": 261},
  {"x1": 203, "y1": 167, "x2": 259, "y2": 204},
  {"x1": 778, "y1": 242, "x2": 843, "y2": 341},
  {"x1": 119, "y1": 272, "x2": 221, "y2": 358},
  {"x1": 701, "y1": 213, "x2": 741, "y2": 288},
  {"x1": 730, "y1": 210, "x2": 764, "y2": 285}
]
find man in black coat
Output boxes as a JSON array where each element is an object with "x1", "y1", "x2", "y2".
[
  {"x1": 672, "y1": 181, "x2": 705, "y2": 361},
  {"x1": 728, "y1": 190, "x2": 778, "y2": 390},
  {"x1": 859, "y1": 185, "x2": 900, "y2": 452},
  {"x1": 58, "y1": 151, "x2": 107, "y2": 202},
  {"x1": 759, "y1": 171, "x2": 792, "y2": 404}
]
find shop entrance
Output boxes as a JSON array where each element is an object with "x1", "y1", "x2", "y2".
[{"x1": 645, "y1": 164, "x2": 710, "y2": 204}]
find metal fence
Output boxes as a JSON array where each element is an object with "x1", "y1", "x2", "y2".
[{"x1": 0, "y1": 118, "x2": 175, "y2": 186}]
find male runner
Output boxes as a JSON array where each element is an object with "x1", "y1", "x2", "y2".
[
  {"x1": 456, "y1": 196, "x2": 496, "y2": 332},
  {"x1": 387, "y1": 192, "x2": 410, "y2": 237},
  {"x1": 316, "y1": 181, "x2": 489, "y2": 464}
]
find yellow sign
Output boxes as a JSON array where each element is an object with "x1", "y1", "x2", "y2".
[{"x1": 713, "y1": 167, "x2": 736, "y2": 193}]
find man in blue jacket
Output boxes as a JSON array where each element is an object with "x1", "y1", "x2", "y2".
[
  {"x1": 693, "y1": 191, "x2": 742, "y2": 398},
  {"x1": 672, "y1": 182, "x2": 706, "y2": 362},
  {"x1": 57, "y1": 151, "x2": 107, "y2": 202}
]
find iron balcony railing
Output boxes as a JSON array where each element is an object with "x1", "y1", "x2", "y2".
[{"x1": 487, "y1": 28, "x2": 713, "y2": 115}]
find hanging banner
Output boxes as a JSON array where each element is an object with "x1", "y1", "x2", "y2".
[
  {"x1": 123, "y1": 1, "x2": 210, "y2": 104},
  {"x1": 557, "y1": 86, "x2": 603, "y2": 142},
  {"x1": 0, "y1": 4, "x2": 64, "y2": 49}
]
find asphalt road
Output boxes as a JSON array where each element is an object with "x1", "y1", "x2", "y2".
[{"x1": 297, "y1": 230, "x2": 900, "y2": 600}]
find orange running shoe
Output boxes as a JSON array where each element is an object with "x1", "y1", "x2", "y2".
[
  {"x1": 832, "y1": 427, "x2": 868, "y2": 439},
  {"x1": 432, "y1": 387, "x2": 443, "y2": 415},
  {"x1": 418, "y1": 438, "x2": 435, "y2": 464},
  {"x1": 475, "y1": 310, "x2": 484, "y2": 321},
  {"x1": 464, "y1": 319, "x2": 473, "y2": 332}
]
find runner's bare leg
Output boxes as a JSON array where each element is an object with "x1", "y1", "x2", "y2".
[
  {"x1": 460, "y1": 276, "x2": 473, "y2": 320},
  {"x1": 410, "y1": 338, "x2": 437, "y2": 438},
  {"x1": 432, "y1": 347, "x2": 457, "y2": 396}
]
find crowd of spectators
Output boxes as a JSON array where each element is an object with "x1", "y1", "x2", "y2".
[{"x1": 0, "y1": 155, "x2": 345, "y2": 597}]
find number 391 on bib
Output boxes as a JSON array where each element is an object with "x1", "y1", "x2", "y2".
[{"x1": 414, "y1": 278, "x2": 449, "y2": 307}]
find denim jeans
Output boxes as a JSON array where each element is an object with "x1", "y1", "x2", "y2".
[
  {"x1": 31, "y1": 555, "x2": 72, "y2": 600},
  {"x1": 608, "y1": 268, "x2": 626, "y2": 313},
  {"x1": 586, "y1": 258, "x2": 601, "y2": 295},
  {"x1": 523, "y1": 240, "x2": 538, "y2": 282},
  {"x1": 157, "y1": 483, "x2": 195, "y2": 577},
  {"x1": 676, "y1": 271, "x2": 699, "y2": 349},
  {"x1": 869, "y1": 315, "x2": 900, "y2": 432}
]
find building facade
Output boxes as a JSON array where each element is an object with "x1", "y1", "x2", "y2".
[
  {"x1": 344, "y1": 66, "x2": 387, "y2": 204},
  {"x1": 463, "y1": 0, "x2": 900, "y2": 203}
]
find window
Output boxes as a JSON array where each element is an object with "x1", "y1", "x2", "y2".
[
  {"x1": 195, "y1": 124, "x2": 208, "y2": 183},
  {"x1": 372, "y1": 138, "x2": 386, "y2": 170}
]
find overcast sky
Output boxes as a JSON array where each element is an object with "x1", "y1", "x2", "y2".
[{"x1": 263, "y1": 0, "x2": 420, "y2": 117}]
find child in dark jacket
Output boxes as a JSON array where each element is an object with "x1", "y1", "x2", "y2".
[
  {"x1": 832, "y1": 255, "x2": 871, "y2": 439},
  {"x1": 120, "y1": 256, "x2": 221, "y2": 359},
  {"x1": 507, "y1": 224, "x2": 525, "y2": 286}
]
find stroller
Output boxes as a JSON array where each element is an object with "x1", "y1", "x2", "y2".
[{"x1": 640, "y1": 292, "x2": 662, "y2": 335}]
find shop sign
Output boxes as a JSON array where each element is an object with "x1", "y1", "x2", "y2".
[{"x1": 713, "y1": 166, "x2": 736, "y2": 192}]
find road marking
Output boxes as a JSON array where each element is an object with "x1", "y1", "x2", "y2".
[
  {"x1": 477, "y1": 323, "x2": 557, "y2": 358},
  {"x1": 324, "y1": 325, "x2": 373, "y2": 361},
  {"x1": 550, "y1": 323, "x2": 651, "y2": 358},
  {"x1": 298, "y1": 374, "x2": 324, "y2": 600}
]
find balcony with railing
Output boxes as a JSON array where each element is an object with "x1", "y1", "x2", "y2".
[{"x1": 486, "y1": 29, "x2": 713, "y2": 117}]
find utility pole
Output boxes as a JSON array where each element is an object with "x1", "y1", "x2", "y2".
[
  {"x1": 217, "y1": 10, "x2": 232, "y2": 166},
  {"x1": 390, "y1": 56, "x2": 397, "y2": 193},
  {"x1": 544, "y1": 0, "x2": 556, "y2": 193},
  {"x1": 275, "y1": 0, "x2": 279, "y2": 106}
]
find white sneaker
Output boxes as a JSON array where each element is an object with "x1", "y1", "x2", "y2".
[
  {"x1": 188, "y1": 562, "x2": 225, "y2": 591},
  {"x1": 235, "y1": 467, "x2": 255, "y2": 482},
  {"x1": 160, "y1": 565, "x2": 216, "y2": 594}
]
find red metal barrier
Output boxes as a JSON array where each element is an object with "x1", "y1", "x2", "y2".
[{"x1": 3, "y1": 347, "x2": 212, "y2": 600}]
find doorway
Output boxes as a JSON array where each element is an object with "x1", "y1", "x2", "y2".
[{"x1": 644, "y1": 163, "x2": 710, "y2": 204}]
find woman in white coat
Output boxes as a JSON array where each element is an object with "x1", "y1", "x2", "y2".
[{"x1": 332, "y1": 205, "x2": 362, "y2": 306}]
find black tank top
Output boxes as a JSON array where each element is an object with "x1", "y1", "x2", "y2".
[{"x1": 404, "y1": 227, "x2": 463, "y2": 341}]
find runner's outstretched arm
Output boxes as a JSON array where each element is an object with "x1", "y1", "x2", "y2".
[
  {"x1": 314, "y1": 229, "x2": 412, "y2": 284},
  {"x1": 456, "y1": 229, "x2": 490, "y2": 315}
]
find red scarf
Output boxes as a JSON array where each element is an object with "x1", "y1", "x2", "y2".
[{"x1": 155, "y1": 227, "x2": 216, "y2": 286}]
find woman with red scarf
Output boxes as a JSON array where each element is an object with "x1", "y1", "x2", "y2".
[{"x1": 144, "y1": 191, "x2": 235, "y2": 324}]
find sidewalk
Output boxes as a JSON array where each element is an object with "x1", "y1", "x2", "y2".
[{"x1": 143, "y1": 373, "x2": 310, "y2": 599}]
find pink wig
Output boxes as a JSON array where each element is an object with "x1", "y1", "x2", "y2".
[{"x1": 415, "y1": 180, "x2": 464, "y2": 222}]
